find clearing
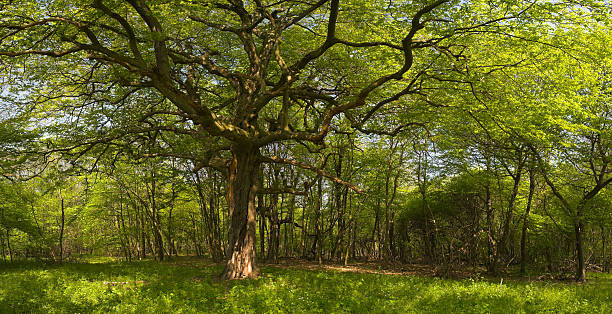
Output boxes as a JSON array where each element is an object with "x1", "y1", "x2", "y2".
[{"x1": 1, "y1": 257, "x2": 610, "y2": 313}]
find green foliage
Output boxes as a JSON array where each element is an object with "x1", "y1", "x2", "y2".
[
  {"x1": 0, "y1": 181, "x2": 36, "y2": 235},
  {"x1": 0, "y1": 259, "x2": 610, "y2": 313}
]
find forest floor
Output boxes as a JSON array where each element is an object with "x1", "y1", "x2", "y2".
[{"x1": 1, "y1": 256, "x2": 610, "y2": 313}]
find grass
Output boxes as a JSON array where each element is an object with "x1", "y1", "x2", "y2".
[{"x1": 0, "y1": 257, "x2": 610, "y2": 313}]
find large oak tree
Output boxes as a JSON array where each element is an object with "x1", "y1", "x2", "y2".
[{"x1": 0, "y1": 0, "x2": 575, "y2": 278}]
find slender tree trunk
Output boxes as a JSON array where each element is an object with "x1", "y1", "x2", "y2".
[
  {"x1": 500, "y1": 161, "x2": 522, "y2": 263},
  {"x1": 384, "y1": 140, "x2": 394, "y2": 260},
  {"x1": 259, "y1": 196, "x2": 266, "y2": 258},
  {"x1": 222, "y1": 145, "x2": 259, "y2": 279},
  {"x1": 59, "y1": 197, "x2": 65, "y2": 263},
  {"x1": 417, "y1": 148, "x2": 436, "y2": 264},
  {"x1": 151, "y1": 204, "x2": 164, "y2": 262},
  {"x1": 119, "y1": 201, "x2": 132, "y2": 261},
  {"x1": 167, "y1": 183, "x2": 178, "y2": 257},
  {"x1": 301, "y1": 196, "x2": 307, "y2": 258},
  {"x1": 286, "y1": 189, "x2": 296, "y2": 257},
  {"x1": 371, "y1": 206, "x2": 380, "y2": 260},
  {"x1": 278, "y1": 194, "x2": 285, "y2": 258},
  {"x1": 387, "y1": 146, "x2": 403, "y2": 260},
  {"x1": 125, "y1": 198, "x2": 136, "y2": 258},
  {"x1": 267, "y1": 192, "x2": 280, "y2": 263},
  {"x1": 0, "y1": 230, "x2": 5, "y2": 261},
  {"x1": 140, "y1": 208, "x2": 146, "y2": 259},
  {"x1": 195, "y1": 170, "x2": 224, "y2": 261},
  {"x1": 6, "y1": 229, "x2": 12, "y2": 262},
  {"x1": 167, "y1": 206, "x2": 175, "y2": 257},
  {"x1": 115, "y1": 212, "x2": 128, "y2": 261},
  {"x1": 575, "y1": 205, "x2": 586, "y2": 282},
  {"x1": 313, "y1": 177, "x2": 323, "y2": 264},
  {"x1": 216, "y1": 173, "x2": 226, "y2": 257},
  {"x1": 351, "y1": 202, "x2": 358, "y2": 260},
  {"x1": 485, "y1": 184, "x2": 497, "y2": 275},
  {"x1": 150, "y1": 179, "x2": 165, "y2": 261},
  {"x1": 190, "y1": 213, "x2": 201, "y2": 256},
  {"x1": 335, "y1": 186, "x2": 348, "y2": 261},
  {"x1": 601, "y1": 224, "x2": 607, "y2": 272},
  {"x1": 520, "y1": 169, "x2": 535, "y2": 275},
  {"x1": 153, "y1": 221, "x2": 164, "y2": 261},
  {"x1": 167, "y1": 189, "x2": 175, "y2": 257}
]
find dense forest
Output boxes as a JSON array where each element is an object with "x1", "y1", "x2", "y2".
[{"x1": 0, "y1": 0, "x2": 610, "y2": 286}]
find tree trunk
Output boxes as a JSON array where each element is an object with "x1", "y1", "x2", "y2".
[
  {"x1": 153, "y1": 184, "x2": 165, "y2": 261},
  {"x1": 520, "y1": 169, "x2": 535, "y2": 275},
  {"x1": 335, "y1": 186, "x2": 348, "y2": 261},
  {"x1": 59, "y1": 197, "x2": 65, "y2": 263},
  {"x1": 222, "y1": 145, "x2": 259, "y2": 280},
  {"x1": 575, "y1": 205, "x2": 586, "y2": 282},
  {"x1": 286, "y1": 190, "x2": 296, "y2": 257},
  {"x1": 485, "y1": 184, "x2": 497, "y2": 275},
  {"x1": 500, "y1": 161, "x2": 522, "y2": 262},
  {"x1": 417, "y1": 149, "x2": 436, "y2": 265},
  {"x1": 601, "y1": 224, "x2": 607, "y2": 272},
  {"x1": 194, "y1": 170, "x2": 224, "y2": 261},
  {"x1": 190, "y1": 213, "x2": 201, "y2": 256},
  {"x1": 313, "y1": 177, "x2": 323, "y2": 264},
  {"x1": 167, "y1": 206, "x2": 175, "y2": 257},
  {"x1": 267, "y1": 192, "x2": 280, "y2": 263},
  {"x1": 6, "y1": 229, "x2": 12, "y2": 262},
  {"x1": 301, "y1": 196, "x2": 307, "y2": 258},
  {"x1": 258, "y1": 194, "x2": 266, "y2": 257},
  {"x1": 371, "y1": 206, "x2": 380, "y2": 260},
  {"x1": 153, "y1": 223, "x2": 164, "y2": 261},
  {"x1": 139, "y1": 208, "x2": 146, "y2": 259},
  {"x1": 0, "y1": 230, "x2": 5, "y2": 261},
  {"x1": 167, "y1": 183, "x2": 178, "y2": 257}
]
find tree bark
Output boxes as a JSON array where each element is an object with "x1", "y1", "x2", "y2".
[{"x1": 222, "y1": 144, "x2": 259, "y2": 279}]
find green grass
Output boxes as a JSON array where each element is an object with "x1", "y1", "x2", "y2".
[{"x1": 0, "y1": 258, "x2": 610, "y2": 313}]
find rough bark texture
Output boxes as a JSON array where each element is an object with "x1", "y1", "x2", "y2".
[{"x1": 222, "y1": 145, "x2": 259, "y2": 280}]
